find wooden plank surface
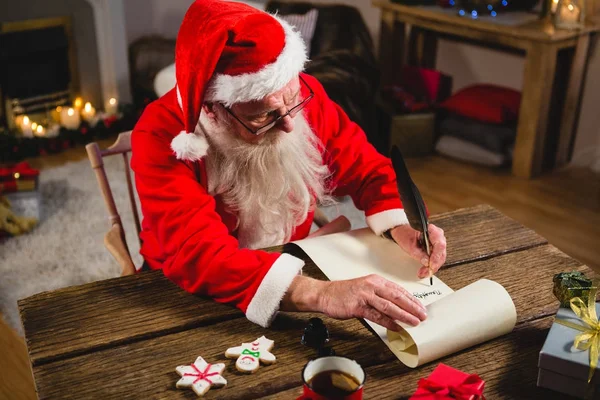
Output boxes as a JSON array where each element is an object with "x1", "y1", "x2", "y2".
[
  {"x1": 31, "y1": 313, "x2": 390, "y2": 400},
  {"x1": 29, "y1": 244, "x2": 590, "y2": 399},
  {"x1": 436, "y1": 244, "x2": 588, "y2": 323},
  {"x1": 19, "y1": 272, "x2": 243, "y2": 367},
  {"x1": 372, "y1": 0, "x2": 600, "y2": 43},
  {"x1": 260, "y1": 316, "x2": 568, "y2": 399},
  {"x1": 427, "y1": 204, "x2": 547, "y2": 266},
  {"x1": 19, "y1": 205, "x2": 545, "y2": 367},
  {"x1": 21, "y1": 205, "x2": 586, "y2": 399}
]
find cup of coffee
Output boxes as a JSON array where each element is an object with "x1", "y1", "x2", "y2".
[{"x1": 297, "y1": 356, "x2": 365, "y2": 400}]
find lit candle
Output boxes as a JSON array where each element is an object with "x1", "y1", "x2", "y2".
[
  {"x1": 81, "y1": 102, "x2": 96, "y2": 122},
  {"x1": 31, "y1": 122, "x2": 38, "y2": 131},
  {"x1": 34, "y1": 124, "x2": 45, "y2": 137},
  {"x1": 73, "y1": 97, "x2": 83, "y2": 110},
  {"x1": 46, "y1": 124, "x2": 61, "y2": 138},
  {"x1": 20, "y1": 115, "x2": 33, "y2": 138},
  {"x1": 60, "y1": 107, "x2": 81, "y2": 130},
  {"x1": 556, "y1": 1, "x2": 583, "y2": 29},
  {"x1": 105, "y1": 97, "x2": 118, "y2": 116},
  {"x1": 51, "y1": 106, "x2": 62, "y2": 123},
  {"x1": 551, "y1": 0, "x2": 559, "y2": 13}
]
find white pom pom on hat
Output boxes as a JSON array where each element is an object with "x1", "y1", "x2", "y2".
[{"x1": 170, "y1": 0, "x2": 308, "y2": 161}]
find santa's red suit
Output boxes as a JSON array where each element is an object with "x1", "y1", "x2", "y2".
[{"x1": 131, "y1": 0, "x2": 408, "y2": 327}]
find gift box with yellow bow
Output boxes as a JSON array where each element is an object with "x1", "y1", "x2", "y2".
[{"x1": 538, "y1": 296, "x2": 600, "y2": 399}]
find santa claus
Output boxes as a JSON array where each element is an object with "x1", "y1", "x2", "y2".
[{"x1": 131, "y1": 0, "x2": 447, "y2": 331}]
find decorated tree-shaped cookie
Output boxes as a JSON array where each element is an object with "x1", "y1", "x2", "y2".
[
  {"x1": 225, "y1": 336, "x2": 276, "y2": 373},
  {"x1": 175, "y1": 356, "x2": 227, "y2": 396}
]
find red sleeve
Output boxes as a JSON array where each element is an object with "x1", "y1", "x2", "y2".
[
  {"x1": 131, "y1": 96, "x2": 303, "y2": 327},
  {"x1": 303, "y1": 74, "x2": 409, "y2": 234}
]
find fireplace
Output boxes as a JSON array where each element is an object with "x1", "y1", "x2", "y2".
[
  {"x1": 0, "y1": 0, "x2": 131, "y2": 132},
  {"x1": 0, "y1": 16, "x2": 78, "y2": 129}
]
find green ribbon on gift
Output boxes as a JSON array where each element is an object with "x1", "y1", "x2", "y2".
[{"x1": 555, "y1": 286, "x2": 600, "y2": 384}]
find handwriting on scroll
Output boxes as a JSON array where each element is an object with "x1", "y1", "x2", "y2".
[{"x1": 413, "y1": 290, "x2": 442, "y2": 300}]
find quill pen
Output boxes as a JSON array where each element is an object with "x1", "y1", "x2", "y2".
[{"x1": 390, "y1": 145, "x2": 433, "y2": 286}]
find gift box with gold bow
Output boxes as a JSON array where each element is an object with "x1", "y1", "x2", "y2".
[
  {"x1": 409, "y1": 363, "x2": 485, "y2": 400},
  {"x1": 538, "y1": 296, "x2": 600, "y2": 399}
]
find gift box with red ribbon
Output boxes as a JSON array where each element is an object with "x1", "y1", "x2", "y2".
[
  {"x1": 409, "y1": 363, "x2": 485, "y2": 400},
  {"x1": 0, "y1": 162, "x2": 41, "y2": 220},
  {"x1": 0, "y1": 162, "x2": 39, "y2": 194}
]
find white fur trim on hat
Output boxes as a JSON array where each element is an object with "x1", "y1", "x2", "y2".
[
  {"x1": 171, "y1": 130, "x2": 209, "y2": 161},
  {"x1": 205, "y1": 17, "x2": 308, "y2": 107},
  {"x1": 245, "y1": 253, "x2": 304, "y2": 327}
]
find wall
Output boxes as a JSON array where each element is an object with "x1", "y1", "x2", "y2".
[
  {"x1": 123, "y1": 0, "x2": 599, "y2": 173},
  {"x1": 124, "y1": 0, "x2": 267, "y2": 44},
  {"x1": 569, "y1": 39, "x2": 600, "y2": 172},
  {"x1": 0, "y1": 0, "x2": 102, "y2": 107}
]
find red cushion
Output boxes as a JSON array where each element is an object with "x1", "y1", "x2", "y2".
[{"x1": 439, "y1": 84, "x2": 521, "y2": 124}]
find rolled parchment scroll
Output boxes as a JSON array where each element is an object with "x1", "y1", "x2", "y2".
[{"x1": 293, "y1": 228, "x2": 517, "y2": 367}]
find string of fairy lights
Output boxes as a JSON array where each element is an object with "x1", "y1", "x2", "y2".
[{"x1": 448, "y1": 0, "x2": 510, "y2": 18}]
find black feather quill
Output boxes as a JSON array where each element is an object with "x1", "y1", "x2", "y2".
[{"x1": 390, "y1": 145, "x2": 432, "y2": 284}]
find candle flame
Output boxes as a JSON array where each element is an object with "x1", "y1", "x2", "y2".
[
  {"x1": 36, "y1": 125, "x2": 43, "y2": 134},
  {"x1": 31, "y1": 122, "x2": 38, "y2": 130},
  {"x1": 68, "y1": 108, "x2": 74, "y2": 116},
  {"x1": 74, "y1": 97, "x2": 83, "y2": 108},
  {"x1": 568, "y1": 3, "x2": 574, "y2": 11},
  {"x1": 14, "y1": 172, "x2": 20, "y2": 179},
  {"x1": 23, "y1": 116, "x2": 30, "y2": 125},
  {"x1": 109, "y1": 98, "x2": 117, "y2": 105},
  {"x1": 56, "y1": 106, "x2": 62, "y2": 112},
  {"x1": 84, "y1": 102, "x2": 92, "y2": 112}
]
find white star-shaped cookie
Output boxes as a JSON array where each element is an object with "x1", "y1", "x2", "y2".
[{"x1": 175, "y1": 356, "x2": 227, "y2": 396}]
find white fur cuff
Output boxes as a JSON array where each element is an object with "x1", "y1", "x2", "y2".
[
  {"x1": 245, "y1": 253, "x2": 304, "y2": 327},
  {"x1": 366, "y1": 209, "x2": 409, "y2": 236},
  {"x1": 171, "y1": 130, "x2": 209, "y2": 161}
]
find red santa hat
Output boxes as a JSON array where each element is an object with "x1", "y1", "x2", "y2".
[{"x1": 171, "y1": 0, "x2": 308, "y2": 161}]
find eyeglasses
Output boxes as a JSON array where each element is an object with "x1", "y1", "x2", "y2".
[{"x1": 222, "y1": 75, "x2": 314, "y2": 136}]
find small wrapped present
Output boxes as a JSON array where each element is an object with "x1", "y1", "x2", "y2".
[
  {"x1": 0, "y1": 162, "x2": 41, "y2": 220},
  {"x1": 0, "y1": 162, "x2": 39, "y2": 188},
  {"x1": 538, "y1": 296, "x2": 600, "y2": 398},
  {"x1": 409, "y1": 363, "x2": 485, "y2": 399},
  {"x1": 553, "y1": 271, "x2": 595, "y2": 308}
]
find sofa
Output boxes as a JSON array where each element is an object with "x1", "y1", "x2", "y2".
[{"x1": 265, "y1": 1, "x2": 381, "y2": 149}]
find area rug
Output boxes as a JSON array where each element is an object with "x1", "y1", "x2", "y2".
[{"x1": 0, "y1": 156, "x2": 367, "y2": 335}]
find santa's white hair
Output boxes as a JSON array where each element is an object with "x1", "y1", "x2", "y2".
[{"x1": 199, "y1": 107, "x2": 334, "y2": 249}]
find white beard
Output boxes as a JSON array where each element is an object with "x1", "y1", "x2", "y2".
[{"x1": 198, "y1": 108, "x2": 333, "y2": 249}]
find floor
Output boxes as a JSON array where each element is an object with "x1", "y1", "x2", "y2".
[{"x1": 1, "y1": 139, "x2": 598, "y2": 399}]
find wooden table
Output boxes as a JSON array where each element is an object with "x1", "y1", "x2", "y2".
[
  {"x1": 19, "y1": 205, "x2": 593, "y2": 399},
  {"x1": 373, "y1": 1, "x2": 600, "y2": 179}
]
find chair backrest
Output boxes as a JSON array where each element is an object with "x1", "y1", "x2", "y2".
[{"x1": 86, "y1": 131, "x2": 140, "y2": 276}]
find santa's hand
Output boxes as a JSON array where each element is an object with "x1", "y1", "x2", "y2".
[
  {"x1": 318, "y1": 275, "x2": 427, "y2": 331},
  {"x1": 390, "y1": 223, "x2": 447, "y2": 278}
]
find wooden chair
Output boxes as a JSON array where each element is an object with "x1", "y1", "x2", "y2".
[
  {"x1": 86, "y1": 131, "x2": 351, "y2": 276},
  {"x1": 86, "y1": 131, "x2": 139, "y2": 276}
]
